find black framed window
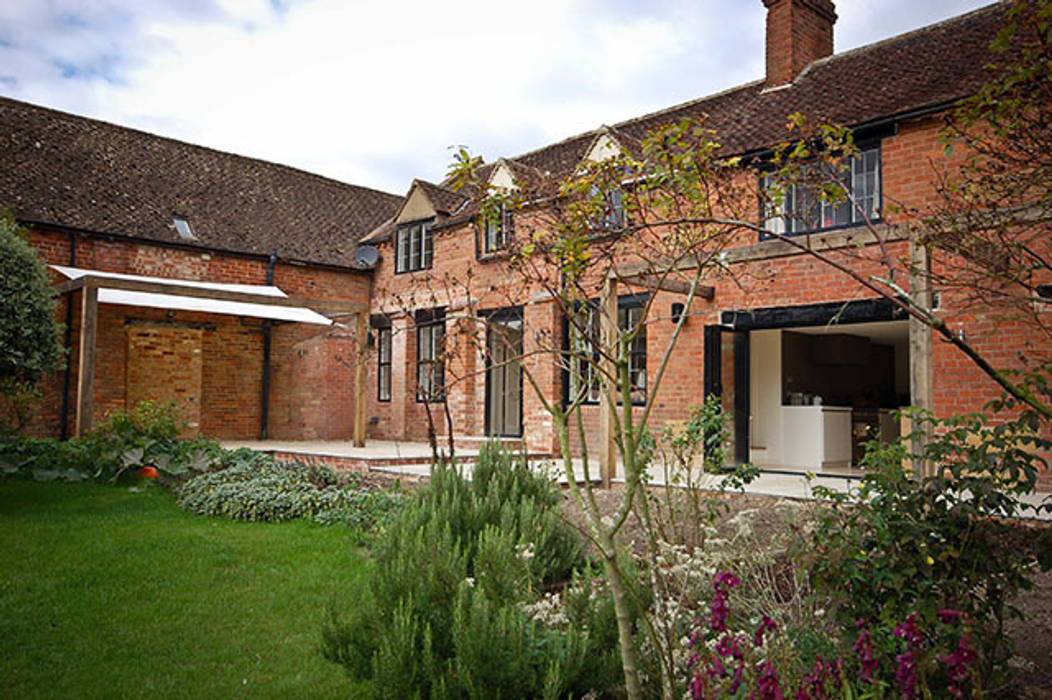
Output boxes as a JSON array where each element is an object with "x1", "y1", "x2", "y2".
[
  {"x1": 371, "y1": 314, "x2": 393, "y2": 402},
  {"x1": 481, "y1": 203, "x2": 511, "y2": 254},
  {"x1": 621, "y1": 303, "x2": 646, "y2": 400},
  {"x1": 395, "y1": 219, "x2": 434, "y2": 273},
  {"x1": 566, "y1": 294, "x2": 647, "y2": 406},
  {"x1": 568, "y1": 304, "x2": 602, "y2": 404},
  {"x1": 376, "y1": 327, "x2": 392, "y2": 402},
  {"x1": 415, "y1": 308, "x2": 445, "y2": 402},
  {"x1": 761, "y1": 144, "x2": 881, "y2": 237}
]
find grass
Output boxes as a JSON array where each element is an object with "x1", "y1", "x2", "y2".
[{"x1": 0, "y1": 478, "x2": 371, "y2": 698}]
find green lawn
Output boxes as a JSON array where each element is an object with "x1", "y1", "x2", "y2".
[{"x1": 0, "y1": 478, "x2": 370, "y2": 698}]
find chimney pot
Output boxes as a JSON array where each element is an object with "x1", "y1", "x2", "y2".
[{"x1": 763, "y1": 0, "x2": 837, "y2": 86}]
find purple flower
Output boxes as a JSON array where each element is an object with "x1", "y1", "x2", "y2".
[
  {"x1": 713, "y1": 571, "x2": 741, "y2": 590},
  {"x1": 937, "y1": 608, "x2": 964, "y2": 624},
  {"x1": 731, "y1": 662, "x2": 744, "y2": 694},
  {"x1": 690, "y1": 671, "x2": 704, "y2": 700},
  {"x1": 710, "y1": 593, "x2": 730, "y2": 633},
  {"x1": 752, "y1": 662, "x2": 785, "y2": 700},
  {"x1": 754, "y1": 615, "x2": 778, "y2": 647},
  {"x1": 853, "y1": 621, "x2": 878, "y2": 682},
  {"x1": 939, "y1": 632, "x2": 979, "y2": 698},
  {"x1": 709, "y1": 571, "x2": 739, "y2": 634},
  {"x1": 715, "y1": 633, "x2": 741, "y2": 659},
  {"x1": 894, "y1": 612, "x2": 924, "y2": 648},
  {"x1": 895, "y1": 650, "x2": 919, "y2": 698}
]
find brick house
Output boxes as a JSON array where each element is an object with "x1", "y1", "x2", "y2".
[
  {"x1": 3, "y1": 1, "x2": 1046, "y2": 481},
  {"x1": 1, "y1": 97, "x2": 401, "y2": 441},
  {"x1": 361, "y1": 0, "x2": 1050, "y2": 479}
]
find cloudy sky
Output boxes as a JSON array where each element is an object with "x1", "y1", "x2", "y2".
[{"x1": 0, "y1": 0, "x2": 992, "y2": 194}]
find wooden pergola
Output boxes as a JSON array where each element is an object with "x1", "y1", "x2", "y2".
[
  {"x1": 595, "y1": 264, "x2": 715, "y2": 486},
  {"x1": 53, "y1": 272, "x2": 371, "y2": 446}
]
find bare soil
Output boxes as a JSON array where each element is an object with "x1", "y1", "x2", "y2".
[{"x1": 558, "y1": 484, "x2": 1052, "y2": 698}]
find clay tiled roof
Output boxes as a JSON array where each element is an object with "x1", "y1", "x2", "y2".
[
  {"x1": 476, "y1": 2, "x2": 1009, "y2": 181},
  {"x1": 0, "y1": 97, "x2": 402, "y2": 267},
  {"x1": 414, "y1": 179, "x2": 469, "y2": 216}
]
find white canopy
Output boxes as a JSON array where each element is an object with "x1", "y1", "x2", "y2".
[{"x1": 51, "y1": 265, "x2": 332, "y2": 326}]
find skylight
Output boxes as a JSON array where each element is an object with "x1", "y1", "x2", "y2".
[{"x1": 173, "y1": 216, "x2": 197, "y2": 241}]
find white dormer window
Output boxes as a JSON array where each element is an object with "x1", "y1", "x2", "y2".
[{"x1": 173, "y1": 216, "x2": 197, "y2": 241}]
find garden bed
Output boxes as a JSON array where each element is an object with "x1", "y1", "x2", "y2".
[{"x1": 560, "y1": 484, "x2": 1052, "y2": 698}]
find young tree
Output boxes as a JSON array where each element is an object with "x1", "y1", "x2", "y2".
[
  {"x1": 447, "y1": 119, "x2": 762, "y2": 699},
  {"x1": 0, "y1": 212, "x2": 63, "y2": 430}
]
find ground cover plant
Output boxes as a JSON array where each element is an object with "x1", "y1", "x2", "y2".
[
  {"x1": 0, "y1": 477, "x2": 374, "y2": 699},
  {"x1": 0, "y1": 401, "x2": 405, "y2": 537},
  {"x1": 177, "y1": 448, "x2": 404, "y2": 536}
]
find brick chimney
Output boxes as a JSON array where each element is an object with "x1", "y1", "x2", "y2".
[{"x1": 763, "y1": 0, "x2": 837, "y2": 87}]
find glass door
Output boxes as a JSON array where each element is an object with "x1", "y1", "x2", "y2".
[{"x1": 485, "y1": 312, "x2": 523, "y2": 437}]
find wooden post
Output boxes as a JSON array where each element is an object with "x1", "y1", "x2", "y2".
[
  {"x1": 908, "y1": 237, "x2": 934, "y2": 476},
  {"x1": 598, "y1": 276, "x2": 618, "y2": 487},
  {"x1": 74, "y1": 285, "x2": 98, "y2": 437},
  {"x1": 353, "y1": 311, "x2": 368, "y2": 447}
]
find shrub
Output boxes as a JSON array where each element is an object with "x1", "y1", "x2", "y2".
[
  {"x1": 0, "y1": 212, "x2": 63, "y2": 431},
  {"x1": 803, "y1": 379, "x2": 1052, "y2": 692},
  {"x1": 0, "y1": 401, "x2": 222, "y2": 484},
  {"x1": 321, "y1": 444, "x2": 624, "y2": 698}
]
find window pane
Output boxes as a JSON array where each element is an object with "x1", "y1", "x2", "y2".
[
  {"x1": 422, "y1": 226, "x2": 433, "y2": 268},
  {"x1": 378, "y1": 366, "x2": 390, "y2": 401},
  {"x1": 409, "y1": 224, "x2": 420, "y2": 270},
  {"x1": 607, "y1": 189, "x2": 624, "y2": 228},
  {"x1": 396, "y1": 230, "x2": 408, "y2": 272}
]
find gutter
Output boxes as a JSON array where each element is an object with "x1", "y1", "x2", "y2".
[
  {"x1": 18, "y1": 219, "x2": 373, "y2": 275},
  {"x1": 260, "y1": 249, "x2": 277, "y2": 440},
  {"x1": 739, "y1": 98, "x2": 963, "y2": 162},
  {"x1": 58, "y1": 232, "x2": 76, "y2": 440}
]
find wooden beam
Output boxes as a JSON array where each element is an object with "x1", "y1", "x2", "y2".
[
  {"x1": 598, "y1": 276, "x2": 618, "y2": 488},
  {"x1": 611, "y1": 263, "x2": 715, "y2": 300},
  {"x1": 353, "y1": 312, "x2": 368, "y2": 447},
  {"x1": 908, "y1": 237, "x2": 934, "y2": 476},
  {"x1": 74, "y1": 285, "x2": 98, "y2": 437},
  {"x1": 53, "y1": 275, "x2": 368, "y2": 315},
  {"x1": 617, "y1": 272, "x2": 694, "y2": 296}
]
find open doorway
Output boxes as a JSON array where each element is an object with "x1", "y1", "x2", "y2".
[
  {"x1": 750, "y1": 321, "x2": 908, "y2": 472},
  {"x1": 707, "y1": 299, "x2": 911, "y2": 473}
]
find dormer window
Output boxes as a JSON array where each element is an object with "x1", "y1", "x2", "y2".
[
  {"x1": 761, "y1": 144, "x2": 881, "y2": 237},
  {"x1": 395, "y1": 219, "x2": 433, "y2": 273},
  {"x1": 482, "y1": 203, "x2": 511, "y2": 254},
  {"x1": 173, "y1": 216, "x2": 197, "y2": 241}
]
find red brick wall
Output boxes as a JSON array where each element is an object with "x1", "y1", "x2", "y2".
[
  {"x1": 24, "y1": 229, "x2": 369, "y2": 441},
  {"x1": 366, "y1": 113, "x2": 1049, "y2": 489},
  {"x1": 126, "y1": 322, "x2": 204, "y2": 436}
]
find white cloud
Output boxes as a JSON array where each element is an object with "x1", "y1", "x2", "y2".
[{"x1": 0, "y1": 0, "x2": 994, "y2": 193}]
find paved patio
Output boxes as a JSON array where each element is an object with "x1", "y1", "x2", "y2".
[{"x1": 221, "y1": 439, "x2": 1052, "y2": 520}]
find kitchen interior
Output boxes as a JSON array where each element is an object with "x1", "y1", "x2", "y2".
[{"x1": 748, "y1": 321, "x2": 909, "y2": 472}]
